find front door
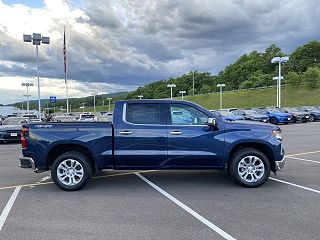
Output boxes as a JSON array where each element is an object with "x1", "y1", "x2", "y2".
[{"x1": 165, "y1": 103, "x2": 225, "y2": 168}]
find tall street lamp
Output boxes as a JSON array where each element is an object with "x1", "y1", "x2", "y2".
[
  {"x1": 137, "y1": 95, "x2": 144, "y2": 100},
  {"x1": 167, "y1": 84, "x2": 176, "y2": 99},
  {"x1": 23, "y1": 33, "x2": 50, "y2": 119},
  {"x1": 217, "y1": 84, "x2": 225, "y2": 109},
  {"x1": 22, "y1": 82, "x2": 33, "y2": 114},
  {"x1": 271, "y1": 56, "x2": 289, "y2": 108},
  {"x1": 107, "y1": 98, "x2": 112, "y2": 112},
  {"x1": 179, "y1": 91, "x2": 186, "y2": 100}
]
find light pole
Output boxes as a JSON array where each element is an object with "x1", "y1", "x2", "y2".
[
  {"x1": 107, "y1": 98, "x2": 112, "y2": 112},
  {"x1": 22, "y1": 82, "x2": 33, "y2": 114},
  {"x1": 167, "y1": 84, "x2": 176, "y2": 99},
  {"x1": 271, "y1": 56, "x2": 289, "y2": 108},
  {"x1": 81, "y1": 103, "x2": 85, "y2": 113},
  {"x1": 23, "y1": 33, "x2": 50, "y2": 119},
  {"x1": 179, "y1": 91, "x2": 186, "y2": 100},
  {"x1": 217, "y1": 84, "x2": 225, "y2": 109},
  {"x1": 192, "y1": 71, "x2": 195, "y2": 95},
  {"x1": 91, "y1": 92, "x2": 96, "y2": 113},
  {"x1": 137, "y1": 95, "x2": 144, "y2": 100}
]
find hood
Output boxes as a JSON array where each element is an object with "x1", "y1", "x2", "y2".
[
  {"x1": 224, "y1": 119, "x2": 277, "y2": 132},
  {"x1": 270, "y1": 112, "x2": 291, "y2": 117},
  {"x1": 248, "y1": 114, "x2": 268, "y2": 119}
]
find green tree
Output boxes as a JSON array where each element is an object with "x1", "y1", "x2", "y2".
[
  {"x1": 285, "y1": 72, "x2": 302, "y2": 86},
  {"x1": 199, "y1": 85, "x2": 211, "y2": 94},
  {"x1": 303, "y1": 67, "x2": 320, "y2": 88}
]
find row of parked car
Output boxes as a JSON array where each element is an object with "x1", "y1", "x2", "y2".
[
  {"x1": 211, "y1": 106, "x2": 320, "y2": 125},
  {"x1": 0, "y1": 112, "x2": 113, "y2": 143}
]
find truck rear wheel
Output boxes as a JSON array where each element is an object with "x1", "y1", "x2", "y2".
[
  {"x1": 51, "y1": 151, "x2": 92, "y2": 191},
  {"x1": 229, "y1": 148, "x2": 270, "y2": 188}
]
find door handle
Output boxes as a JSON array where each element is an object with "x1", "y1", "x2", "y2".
[
  {"x1": 170, "y1": 131, "x2": 183, "y2": 135},
  {"x1": 119, "y1": 131, "x2": 133, "y2": 135}
]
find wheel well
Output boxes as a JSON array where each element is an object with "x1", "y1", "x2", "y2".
[
  {"x1": 228, "y1": 143, "x2": 275, "y2": 172},
  {"x1": 46, "y1": 144, "x2": 95, "y2": 172}
]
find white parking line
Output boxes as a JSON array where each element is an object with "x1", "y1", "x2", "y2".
[
  {"x1": 135, "y1": 173, "x2": 236, "y2": 240},
  {"x1": 287, "y1": 156, "x2": 320, "y2": 164},
  {"x1": 287, "y1": 150, "x2": 320, "y2": 157},
  {"x1": 270, "y1": 178, "x2": 320, "y2": 194},
  {"x1": 0, "y1": 187, "x2": 21, "y2": 231}
]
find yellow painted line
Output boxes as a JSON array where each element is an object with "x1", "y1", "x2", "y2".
[
  {"x1": 287, "y1": 150, "x2": 320, "y2": 157},
  {"x1": 0, "y1": 170, "x2": 158, "y2": 191}
]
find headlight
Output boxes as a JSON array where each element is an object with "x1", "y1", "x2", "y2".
[
  {"x1": 272, "y1": 130, "x2": 283, "y2": 141},
  {"x1": 288, "y1": 118, "x2": 291, "y2": 120}
]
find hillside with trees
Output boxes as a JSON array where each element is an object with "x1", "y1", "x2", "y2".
[{"x1": 126, "y1": 41, "x2": 320, "y2": 99}]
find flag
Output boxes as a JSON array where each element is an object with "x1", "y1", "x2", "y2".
[{"x1": 63, "y1": 27, "x2": 67, "y2": 84}]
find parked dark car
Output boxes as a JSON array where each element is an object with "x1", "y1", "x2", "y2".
[
  {"x1": 0, "y1": 117, "x2": 28, "y2": 143},
  {"x1": 280, "y1": 107, "x2": 309, "y2": 123},
  {"x1": 230, "y1": 109, "x2": 269, "y2": 123},
  {"x1": 254, "y1": 108, "x2": 292, "y2": 125},
  {"x1": 210, "y1": 109, "x2": 245, "y2": 121},
  {"x1": 297, "y1": 106, "x2": 320, "y2": 122}
]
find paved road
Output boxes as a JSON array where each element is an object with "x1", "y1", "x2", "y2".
[{"x1": 0, "y1": 122, "x2": 319, "y2": 240}]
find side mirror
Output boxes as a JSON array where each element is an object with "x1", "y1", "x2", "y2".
[{"x1": 207, "y1": 118, "x2": 218, "y2": 126}]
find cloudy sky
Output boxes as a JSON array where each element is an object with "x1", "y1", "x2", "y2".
[{"x1": 0, "y1": 0, "x2": 319, "y2": 104}]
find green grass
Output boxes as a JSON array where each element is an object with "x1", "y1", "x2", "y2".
[
  {"x1": 181, "y1": 86, "x2": 320, "y2": 109},
  {"x1": 68, "y1": 86, "x2": 320, "y2": 112}
]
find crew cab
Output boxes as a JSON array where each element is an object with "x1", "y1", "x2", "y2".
[{"x1": 19, "y1": 100, "x2": 285, "y2": 191}]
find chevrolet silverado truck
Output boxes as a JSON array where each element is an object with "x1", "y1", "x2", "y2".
[{"x1": 19, "y1": 100, "x2": 285, "y2": 191}]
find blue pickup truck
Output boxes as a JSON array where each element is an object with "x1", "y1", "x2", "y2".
[{"x1": 19, "y1": 100, "x2": 285, "y2": 191}]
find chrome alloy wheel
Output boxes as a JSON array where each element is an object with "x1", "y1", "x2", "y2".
[
  {"x1": 237, "y1": 156, "x2": 265, "y2": 183},
  {"x1": 57, "y1": 159, "x2": 84, "y2": 186}
]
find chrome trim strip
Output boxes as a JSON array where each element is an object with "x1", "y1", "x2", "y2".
[{"x1": 275, "y1": 153, "x2": 285, "y2": 171}]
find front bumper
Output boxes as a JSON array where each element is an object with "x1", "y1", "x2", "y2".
[
  {"x1": 19, "y1": 156, "x2": 36, "y2": 170},
  {"x1": 275, "y1": 152, "x2": 285, "y2": 171}
]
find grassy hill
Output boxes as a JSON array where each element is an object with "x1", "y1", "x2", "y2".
[
  {"x1": 181, "y1": 86, "x2": 320, "y2": 110},
  {"x1": 77, "y1": 86, "x2": 320, "y2": 113}
]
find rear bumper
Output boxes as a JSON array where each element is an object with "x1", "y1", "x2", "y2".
[{"x1": 19, "y1": 156, "x2": 35, "y2": 170}]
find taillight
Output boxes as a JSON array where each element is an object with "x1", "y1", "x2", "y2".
[{"x1": 21, "y1": 127, "x2": 29, "y2": 149}]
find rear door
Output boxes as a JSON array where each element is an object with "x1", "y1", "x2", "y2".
[
  {"x1": 114, "y1": 102, "x2": 167, "y2": 168},
  {"x1": 165, "y1": 103, "x2": 225, "y2": 168}
]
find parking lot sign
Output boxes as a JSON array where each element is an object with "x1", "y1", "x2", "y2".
[{"x1": 49, "y1": 96, "x2": 57, "y2": 103}]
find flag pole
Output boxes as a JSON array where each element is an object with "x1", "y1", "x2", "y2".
[{"x1": 64, "y1": 26, "x2": 69, "y2": 114}]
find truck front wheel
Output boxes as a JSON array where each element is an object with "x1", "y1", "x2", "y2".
[
  {"x1": 51, "y1": 151, "x2": 92, "y2": 191},
  {"x1": 229, "y1": 148, "x2": 270, "y2": 187}
]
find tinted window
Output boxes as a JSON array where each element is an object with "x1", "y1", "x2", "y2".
[
  {"x1": 170, "y1": 104, "x2": 208, "y2": 125},
  {"x1": 126, "y1": 103, "x2": 161, "y2": 124}
]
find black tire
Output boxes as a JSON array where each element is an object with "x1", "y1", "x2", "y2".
[
  {"x1": 51, "y1": 151, "x2": 92, "y2": 191},
  {"x1": 309, "y1": 114, "x2": 316, "y2": 122},
  {"x1": 229, "y1": 148, "x2": 271, "y2": 188},
  {"x1": 270, "y1": 117, "x2": 278, "y2": 125},
  {"x1": 291, "y1": 116, "x2": 297, "y2": 123}
]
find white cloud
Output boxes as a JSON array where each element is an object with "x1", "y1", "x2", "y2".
[{"x1": 0, "y1": 0, "x2": 320, "y2": 104}]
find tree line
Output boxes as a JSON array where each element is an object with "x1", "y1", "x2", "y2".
[{"x1": 126, "y1": 41, "x2": 320, "y2": 99}]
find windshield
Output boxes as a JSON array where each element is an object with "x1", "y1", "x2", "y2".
[
  {"x1": 3, "y1": 118, "x2": 28, "y2": 125},
  {"x1": 269, "y1": 109, "x2": 282, "y2": 113},
  {"x1": 284, "y1": 107, "x2": 299, "y2": 112},
  {"x1": 81, "y1": 115, "x2": 95, "y2": 119},
  {"x1": 218, "y1": 110, "x2": 235, "y2": 116},
  {"x1": 304, "y1": 107, "x2": 318, "y2": 111},
  {"x1": 243, "y1": 110, "x2": 258, "y2": 115}
]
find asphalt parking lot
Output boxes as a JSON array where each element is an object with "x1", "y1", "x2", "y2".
[{"x1": 0, "y1": 122, "x2": 320, "y2": 240}]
